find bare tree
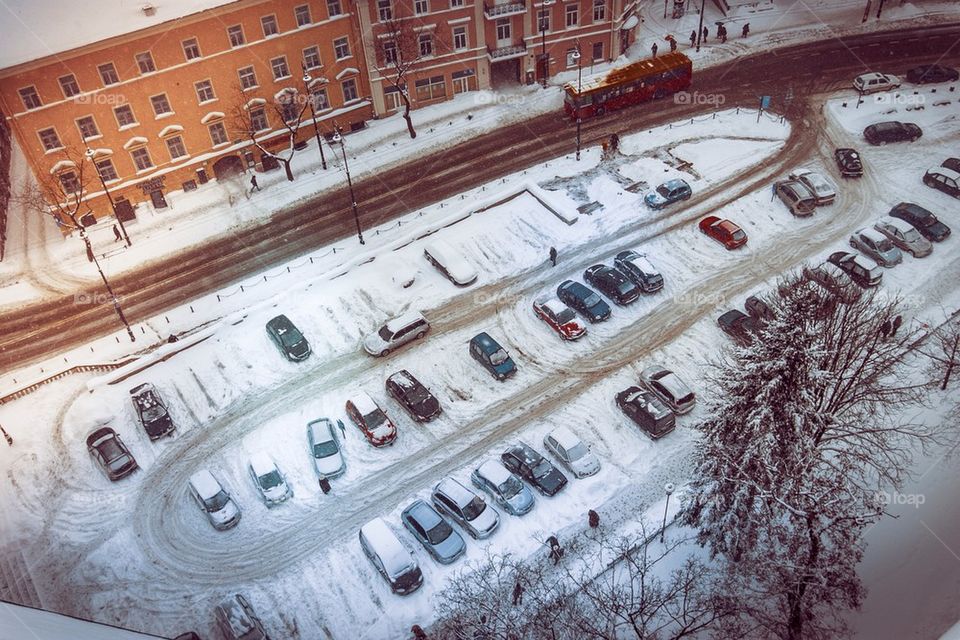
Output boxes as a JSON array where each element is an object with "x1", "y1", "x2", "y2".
[
  {"x1": 919, "y1": 313, "x2": 960, "y2": 391},
  {"x1": 228, "y1": 85, "x2": 311, "y2": 182},
  {"x1": 14, "y1": 146, "x2": 94, "y2": 237}
]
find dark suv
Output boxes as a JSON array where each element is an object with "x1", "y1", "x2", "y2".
[
  {"x1": 265, "y1": 314, "x2": 311, "y2": 361},
  {"x1": 470, "y1": 332, "x2": 516, "y2": 380},
  {"x1": 583, "y1": 265, "x2": 640, "y2": 305},
  {"x1": 888, "y1": 202, "x2": 951, "y2": 242},
  {"x1": 863, "y1": 121, "x2": 922, "y2": 145},
  {"x1": 614, "y1": 250, "x2": 664, "y2": 293},
  {"x1": 501, "y1": 442, "x2": 568, "y2": 496},
  {"x1": 556, "y1": 280, "x2": 611, "y2": 323},
  {"x1": 130, "y1": 383, "x2": 174, "y2": 439}
]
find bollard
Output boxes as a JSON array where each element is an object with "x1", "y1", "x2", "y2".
[
  {"x1": 90, "y1": 347, "x2": 94, "y2": 353},
  {"x1": 141, "y1": 326, "x2": 146, "y2": 334},
  {"x1": 217, "y1": 294, "x2": 221, "y2": 302},
  {"x1": 165, "y1": 316, "x2": 169, "y2": 323},
  {"x1": 263, "y1": 275, "x2": 268, "y2": 283},
  {"x1": 240, "y1": 285, "x2": 245, "y2": 292},
  {"x1": 190, "y1": 306, "x2": 194, "y2": 313},
  {"x1": 64, "y1": 357, "x2": 68, "y2": 364},
  {"x1": 286, "y1": 266, "x2": 290, "y2": 273},
  {"x1": 115, "y1": 337, "x2": 120, "y2": 343}
]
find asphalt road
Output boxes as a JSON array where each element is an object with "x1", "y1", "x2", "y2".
[{"x1": 1, "y1": 22, "x2": 958, "y2": 372}]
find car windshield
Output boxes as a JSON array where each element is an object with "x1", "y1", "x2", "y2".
[
  {"x1": 280, "y1": 328, "x2": 303, "y2": 347},
  {"x1": 313, "y1": 440, "x2": 339, "y2": 458},
  {"x1": 497, "y1": 476, "x2": 522, "y2": 498},
  {"x1": 363, "y1": 410, "x2": 386, "y2": 429},
  {"x1": 490, "y1": 349, "x2": 509, "y2": 366},
  {"x1": 566, "y1": 443, "x2": 588, "y2": 460},
  {"x1": 732, "y1": 230, "x2": 746, "y2": 242},
  {"x1": 377, "y1": 326, "x2": 395, "y2": 341},
  {"x1": 584, "y1": 293, "x2": 602, "y2": 307},
  {"x1": 902, "y1": 228, "x2": 921, "y2": 242},
  {"x1": 677, "y1": 393, "x2": 695, "y2": 405},
  {"x1": 532, "y1": 459, "x2": 553, "y2": 478},
  {"x1": 204, "y1": 490, "x2": 230, "y2": 512},
  {"x1": 656, "y1": 184, "x2": 671, "y2": 197},
  {"x1": 405, "y1": 385, "x2": 429, "y2": 404},
  {"x1": 426, "y1": 520, "x2": 454, "y2": 545},
  {"x1": 257, "y1": 470, "x2": 282, "y2": 490},
  {"x1": 107, "y1": 456, "x2": 130, "y2": 472},
  {"x1": 462, "y1": 496, "x2": 487, "y2": 520},
  {"x1": 99, "y1": 438, "x2": 124, "y2": 461},
  {"x1": 617, "y1": 281, "x2": 634, "y2": 294},
  {"x1": 874, "y1": 236, "x2": 894, "y2": 251},
  {"x1": 141, "y1": 403, "x2": 165, "y2": 421},
  {"x1": 556, "y1": 308, "x2": 576, "y2": 323}
]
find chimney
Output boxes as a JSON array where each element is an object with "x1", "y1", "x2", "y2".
[{"x1": 142, "y1": 4, "x2": 156, "y2": 16}]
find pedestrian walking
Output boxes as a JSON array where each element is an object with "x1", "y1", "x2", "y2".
[
  {"x1": 702, "y1": 26, "x2": 709, "y2": 43},
  {"x1": 651, "y1": 42, "x2": 658, "y2": 58},
  {"x1": 546, "y1": 535, "x2": 564, "y2": 564},
  {"x1": 0, "y1": 424, "x2": 12, "y2": 447},
  {"x1": 892, "y1": 315, "x2": 903, "y2": 336},
  {"x1": 411, "y1": 624, "x2": 428, "y2": 639},
  {"x1": 250, "y1": 174, "x2": 261, "y2": 193},
  {"x1": 742, "y1": 22, "x2": 750, "y2": 38},
  {"x1": 549, "y1": 246, "x2": 558, "y2": 267},
  {"x1": 512, "y1": 580, "x2": 524, "y2": 606},
  {"x1": 667, "y1": 35, "x2": 677, "y2": 52},
  {"x1": 112, "y1": 224, "x2": 122, "y2": 242},
  {"x1": 689, "y1": 30, "x2": 697, "y2": 47},
  {"x1": 718, "y1": 24, "x2": 727, "y2": 43},
  {"x1": 879, "y1": 318, "x2": 893, "y2": 339},
  {"x1": 609, "y1": 133, "x2": 620, "y2": 152},
  {"x1": 319, "y1": 476, "x2": 331, "y2": 494},
  {"x1": 588, "y1": 509, "x2": 600, "y2": 528}
]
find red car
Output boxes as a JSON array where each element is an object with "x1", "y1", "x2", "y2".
[
  {"x1": 533, "y1": 296, "x2": 586, "y2": 340},
  {"x1": 345, "y1": 391, "x2": 397, "y2": 447},
  {"x1": 699, "y1": 215, "x2": 747, "y2": 250}
]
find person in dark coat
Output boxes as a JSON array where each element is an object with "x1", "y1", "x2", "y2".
[
  {"x1": 546, "y1": 535, "x2": 563, "y2": 564},
  {"x1": 319, "y1": 476, "x2": 331, "y2": 494},
  {"x1": 512, "y1": 580, "x2": 524, "y2": 605},
  {"x1": 689, "y1": 30, "x2": 697, "y2": 47},
  {"x1": 651, "y1": 42, "x2": 658, "y2": 58},
  {"x1": 891, "y1": 315, "x2": 903, "y2": 336},
  {"x1": 411, "y1": 624, "x2": 427, "y2": 639},
  {"x1": 250, "y1": 175, "x2": 261, "y2": 192},
  {"x1": 588, "y1": 509, "x2": 600, "y2": 528},
  {"x1": 549, "y1": 246, "x2": 558, "y2": 267},
  {"x1": 742, "y1": 23, "x2": 750, "y2": 38},
  {"x1": 879, "y1": 318, "x2": 893, "y2": 339},
  {"x1": 702, "y1": 26, "x2": 708, "y2": 42},
  {"x1": 112, "y1": 224, "x2": 122, "y2": 242},
  {"x1": 667, "y1": 35, "x2": 677, "y2": 52}
]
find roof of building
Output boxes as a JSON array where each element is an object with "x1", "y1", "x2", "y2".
[{"x1": 0, "y1": 601, "x2": 164, "y2": 639}]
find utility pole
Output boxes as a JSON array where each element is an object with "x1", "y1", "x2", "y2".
[
  {"x1": 876, "y1": 0, "x2": 886, "y2": 19},
  {"x1": 696, "y1": 0, "x2": 706, "y2": 51}
]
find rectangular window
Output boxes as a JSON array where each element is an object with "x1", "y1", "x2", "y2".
[
  {"x1": 150, "y1": 94, "x2": 172, "y2": 116},
  {"x1": 131, "y1": 147, "x2": 154, "y2": 171},
  {"x1": 592, "y1": 41, "x2": 603, "y2": 61},
  {"x1": 95, "y1": 158, "x2": 119, "y2": 181},
  {"x1": 377, "y1": 0, "x2": 392, "y2": 21},
  {"x1": 496, "y1": 19, "x2": 510, "y2": 41},
  {"x1": 238, "y1": 66, "x2": 258, "y2": 90},
  {"x1": 261, "y1": 14, "x2": 279, "y2": 36},
  {"x1": 592, "y1": 0, "x2": 605, "y2": 21},
  {"x1": 334, "y1": 37, "x2": 350, "y2": 59},
  {"x1": 538, "y1": 9, "x2": 550, "y2": 31},
  {"x1": 38, "y1": 127, "x2": 62, "y2": 151},
  {"x1": 327, "y1": 0, "x2": 342, "y2": 17},
  {"x1": 414, "y1": 0, "x2": 429, "y2": 14},
  {"x1": 18, "y1": 86, "x2": 42, "y2": 110},
  {"x1": 450, "y1": 0, "x2": 463, "y2": 6},
  {"x1": 195, "y1": 79, "x2": 216, "y2": 103},
  {"x1": 452, "y1": 69, "x2": 476, "y2": 93},
  {"x1": 419, "y1": 33, "x2": 433, "y2": 56},
  {"x1": 414, "y1": 75, "x2": 445, "y2": 101},
  {"x1": 209, "y1": 121, "x2": 229, "y2": 145},
  {"x1": 98, "y1": 63, "x2": 120, "y2": 86},
  {"x1": 311, "y1": 87, "x2": 330, "y2": 111},
  {"x1": 249, "y1": 108, "x2": 269, "y2": 132},
  {"x1": 566, "y1": 4, "x2": 578, "y2": 27},
  {"x1": 383, "y1": 41, "x2": 397, "y2": 64},
  {"x1": 227, "y1": 25, "x2": 245, "y2": 47},
  {"x1": 303, "y1": 46, "x2": 322, "y2": 69},
  {"x1": 182, "y1": 37, "x2": 202, "y2": 60},
  {"x1": 58, "y1": 75, "x2": 80, "y2": 98},
  {"x1": 113, "y1": 104, "x2": 137, "y2": 127},
  {"x1": 135, "y1": 51, "x2": 156, "y2": 74},
  {"x1": 76, "y1": 116, "x2": 100, "y2": 139},
  {"x1": 271, "y1": 56, "x2": 291, "y2": 80},
  {"x1": 384, "y1": 86, "x2": 404, "y2": 111},
  {"x1": 453, "y1": 26, "x2": 467, "y2": 50},
  {"x1": 342, "y1": 78, "x2": 358, "y2": 102},
  {"x1": 295, "y1": 4, "x2": 311, "y2": 25},
  {"x1": 166, "y1": 136, "x2": 188, "y2": 159},
  {"x1": 59, "y1": 171, "x2": 80, "y2": 194}
]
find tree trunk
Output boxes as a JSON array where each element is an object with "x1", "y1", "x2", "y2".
[
  {"x1": 282, "y1": 160, "x2": 294, "y2": 182},
  {"x1": 402, "y1": 95, "x2": 417, "y2": 139},
  {"x1": 942, "y1": 333, "x2": 958, "y2": 391}
]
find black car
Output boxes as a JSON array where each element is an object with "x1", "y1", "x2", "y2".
[
  {"x1": 888, "y1": 202, "x2": 951, "y2": 242},
  {"x1": 906, "y1": 64, "x2": 959, "y2": 85},
  {"x1": 943, "y1": 158, "x2": 960, "y2": 174},
  {"x1": 744, "y1": 295, "x2": 774, "y2": 322},
  {"x1": 556, "y1": 280, "x2": 611, "y2": 323},
  {"x1": 863, "y1": 121, "x2": 922, "y2": 145},
  {"x1": 614, "y1": 250, "x2": 664, "y2": 293},
  {"x1": 717, "y1": 310, "x2": 758, "y2": 345},
  {"x1": 583, "y1": 265, "x2": 640, "y2": 305},
  {"x1": 615, "y1": 386, "x2": 676, "y2": 439},
  {"x1": 834, "y1": 148, "x2": 863, "y2": 178},
  {"x1": 923, "y1": 167, "x2": 960, "y2": 199},
  {"x1": 265, "y1": 314, "x2": 311, "y2": 361},
  {"x1": 386, "y1": 370, "x2": 441, "y2": 422},
  {"x1": 130, "y1": 382, "x2": 175, "y2": 440},
  {"x1": 469, "y1": 332, "x2": 517, "y2": 381},
  {"x1": 501, "y1": 443, "x2": 568, "y2": 496},
  {"x1": 86, "y1": 427, "x2": 138, "y2": 481}
]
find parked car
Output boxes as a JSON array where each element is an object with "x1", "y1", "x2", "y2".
[
  {"x1": 698, "y1": 215, "x2": 747, "y2": 249},
  {"x1": 789, "y1": 170, "x2": 836, "y2": 205},
  {"x1": 644, "y1": 178, "x2": 692, "y2": 209},
  {"x1": 888, "y1": 202, "x2": 951, "y2": 242},
  {"x1": 500, "y1": 442, "x2": 568, "y2": 496},
  {"x1": 345, "y1": 392, "x2": 398, "y2": 447},
  {"x1": 906, "y1": 64, "x2": 959, "y2": 84},
  {"x1": 874, "y1": 217, "x2": 932, "y2": 258},
  {"x1": 923, "y1": 167, "x2": 960, "y2": 199},
  {"x1": 616, "y1": 386, "x2": 676, "y2": 439},
  {"x1": 583, "y1": 264, "x2": 640, "y2": 305},
  {"x1": 86, "y1": 427, "x2": 138, "y2": 481},
  {"x1": 828, "y1": 251, "x2": 883, "y2": 288},
  {"x1": 639, "y1": 366, "x2": 696, "y2": 414},
  {"x1": 248, "y1": 452, "x2": 292, "y2": 506},
  {"x1": 471, "y1": 459, "x2": 535, "y2": 516},
  {"x1": 802, "y1": 262, "x2": 861, "y2": 304},
  {"x1": 533, "y1": 296, "x2": 586, "y2": 341},
  {"x1": 556, "y1": 280, "x2": 611, "y2": 323},
  {"x1": 363, "y1": 311, "x2": 429, "y2": 357},
  {"x1": 774, "y1": 180, "x2": 817, "y2": 216},
  {"x1": 359, "y1": 517, "x2": 423, "y2": 595},
  {"x1": 614, "y1": 250, "x2": 664, "y2": 293},
  {"x1": 853, "y1": 72, "x2": 900, "y2": 94},
  {"x1": 265, "y1": 314, "x2": 311, "y2": 361},
  {"x1": 401, "y1": 499, "x2": 466, "y2": 565},
  {"x1": 543, "y1": 427, "x2": 600, "y2": 478},
  {"x1": 432, "y1": 478, "x2": 500, "y2": 539},
  {"x1": 188, "y1": 469, "x2": 241, "y2": 530},
  {"x1": 863, "y1": 121, "x2": 922, "y2": 145},
  {"x1": 849, "y1": 227, "x2": 902, "y2": 267},
  {"x1": 307, "y1": 418, "x2": 346, "y2": 479},
  {"x1": 744, "y1": 295, "x2": 774, "y2": 322},
  {"x1": 423, "y1": 239, "x2": 478, "y2": 286},
  {"x1": 129, "y1": 382, "x2": 174, "y2": 440},
  {"x1": 214, "y1": 594, "x2": 268, "y2": 640},
  {"x1": 834, "y1": 148, "x2": 864, "y2": 178},
  {"x1": 717, "y1": 309, "x2": 758, "y2": 345},
  {"x1": 386, "y1": 370, "x2": 441, "y2": 422},
  {"x1": 942, "y1": 158, "x2": 960, "y2": 173},
  {"x1": 469, "y1": 332, "x2": 517, "y2": 380}
]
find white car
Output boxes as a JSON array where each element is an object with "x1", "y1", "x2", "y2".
[
  {"x1": 248, "y1": 452, "x2": 293, "y2": 506},
  {"x1": 188, "y1": 470, "x2": 241, "y2": 530},
  {"x1": 789, "y1": 169, "x2": 836, "y2": 205},
  {"x1": 873, "y1": 216, "x2": 932, "y2": 258},
  {"x1": 543, "y1": 427, "x2": 600, "y2": 478},
  {"x1": 362, "y1": 310, "x2": 430, "y2": 357},
  {"x1": 853, "y1": 72, "x2": 900, "y2": 94},
  {"x1": 307, "y1": 418, "x2": 346, "y2": 478},
  {"x1": 423, "y1": 239, "x2": 478, "y2": 286}
]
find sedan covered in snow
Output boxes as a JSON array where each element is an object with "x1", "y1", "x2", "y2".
[
  {"x1": 188, "y1": 469, "x2": 241, "y2": 530},
  {"x1": 307, "y1": 417, "x2": 346, "y2": 478},
  {"x1": 543, "y1": 427, "x2": 600, "y2": 478},
  {"x1": 717, "y1": 309, "x2": 758, "y2": 345},
  {"x1": 386, "y1": 369, "x2": 441, "y2": 422},
  {"x1": 432, "y1": 477, "x2": 500, "y2": 539},
  {"x1": 86, "y1": 427, "x2": 138, "y2": 481},
  {"x1": 556, "y1": 280, "x2": 611, "y2": 323},
  {"x1": 363, "y1": 311, "x2": 430, "y2": 357},
  {"x1": 922, "y1": 167, "x2": 960, "y2": 199},
  {"x1": 423, "y1": 239, "x2": 478, "y2": 286},
  {"x1": 699, "y1": 215, "x2": 747, "y2": 250},
  {"x1": 834, "y1": 148, "x2": 863, "y2": 178},
  {"x1": 802, "y1": 262, "x2": 861, "y2": 305},
  {"x1": 888, "y1": 202, "x2": 950, "y2": 242},
  {"x1": 644, "y1": 178, "x2": 692, "y2": 209},
  {"x1": 849, "y1": 227, "x2": 902, "y2": 267},
  {"x1": 345, "y1": 391, "x2": 398, "y2": 447},
  {"x1": 640, "y1": 366, "x2": 696, "y2": 415},
  {"x1": 789, "y1": 170, "x2": 836, "y2": 205},
  {"x1": 214, "y1": 594, "x2": 268, "y2": 640},
  {"x1": 583, "y1": 264, "x2": 640, "y2": 305},
  {"x1": 247, "y1": 452, "x2": 293, "y2": 506},
  {"x1": 501, "y1": 442, "x2": 568, "y2": 496},
  {"x1": 774, "y1": 179, "x2": 817, "y2": 217},
  {"x1": 265, "y1": 314, "x2": 311, "y2": 361},
  {"x1": 533, "y1": 296, "x2": 586, "y2": 341},
  {"x1": 471, "y1": 459, "x2": 535, "y2": 516},
  {"x1": 614, "y1": 250, "x2": 664, "y2": 293},
  {"x1": 873, "y1": 217, "x2": 932, "y2": 258},
  {"x1": 828, "y1": 251, "x2": 883, "y2": 288},
  {"x1": 129, "y1": 382, "x2": 175, "y2": 440}
]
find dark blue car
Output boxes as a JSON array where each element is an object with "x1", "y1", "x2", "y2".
[
  {"x1": 470, "y1": 332, "x2": 516, "y2": 380},
  {"x1": 556, "y1": 280, "x2": 611, "y2": 323}
]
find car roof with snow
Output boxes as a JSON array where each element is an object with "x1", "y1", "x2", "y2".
[
  {"x1": 189, "y1": 470, "x2": 223, "y2": 500},
  {"x1": 360, "y1": 517, "x2": 412, "y2": 570},
  {"x1": 548, "y1": 427, "x2": 582, "y2": 450},
  {"x1": 620, "y1": 251, "x2": 659, "y2": 274},
  {"x1": 385, "y1": 310, "x2": 426, "y2": 333},
  {"x1": 878, "y1": 216, "x2": 915, "y2": 233},
  {"x1": 859, "y1": 227, "x2": 889, "y2": 244},
  {"x1": 348, "y1": 391, "x2": 381, "y2": 416},
  {"x1": 538, "y1": 296, "x2": 571, "y2": 317},
  {"x1": 471, "y1": 332, "x2": 503, "y2": 354},
  {"x1": 388, "y1": 370, "x2": 418, "y2": 388},
  {"x1": 662, "y1": 178, "x2": 688, "y2": 190},
  {"x1": 436, "y1": 477, "x2": 477, "y2": 506},
  {"x1": 852, "y1": 253, "x2": 879, "y2": 269},
  {"x1": 249, "y1": 452, "x2": 277, "y2": 477},
  {"x1": 477, "y1": 459, "x2": 513, "y2": 484},
  {"x1": 621, "y1": 387, "x2": 672, "y2": 419},
  {"x1": 928, "y1": 167, "x2": 960, "y2": 180},
  {"x1": 217, "y1": 597, "x2": 256, "y2": 635}
]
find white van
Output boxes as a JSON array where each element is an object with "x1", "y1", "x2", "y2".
[{"x1": 359, "y1": 517, "x2": 423, "y2": 595}]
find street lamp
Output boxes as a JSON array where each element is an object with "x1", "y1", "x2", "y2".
[
  {"x1": 80, "y1": 228, "x2": 136, "y2": 343},
  {"x1": 571, "y1": 48, "x2": 582, "y2": 161},
  {"x1": 85, "y1": 147, "x2": 131, "y2": 247},
  {"x1": 539, "y1": 0, "x2": 556, "y2": 88},
  {"x1": 696, "y1": 0, "x2": 706, "y2": 52},
  {"x1": 660, "y1": 483, "x2": 675, "y2": 543},
  {"x1": 302, "y1": 69, "x2": 328, "y2": 171},
  {"x1": 331, "y1": 127, "x2": 364, "y2": 245}
]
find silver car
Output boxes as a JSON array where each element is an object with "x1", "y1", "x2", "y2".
[
  {"x1": 873, "y1": 216, "x2": 932, "y2": 258},
  {"x1": 471, "y1": 459, "x2": 535, "y2": 516},
  {"x1": 362, "y1": 311, "x2": 430, "y2": 357},
  {"x1": 248, "y1": 452, "x2": 292, "y2": 506},
  {"x1": 543, "y1": 427, "x2": 600, "y2": 478},
  {"x1": 188, "y1": 470, "x2": 241, "y2": 530},
  {"x1": 639, "y1": 366, "x2": 696, "y2": 414},
  {"x1": 774, "y1": 180, "x2": 817, "y2": 216},
  {"x1": 789, "y1": 169, "x2": 836, "y2": 205},
  {"x1": 401, "y1": 499, "x2": 466, "y2": 564},
  {"x1": 307, "y1": 418, "x2": 346, "y2": 479},
  {"x1": 432, "y1": 477, "x2": 500, "y2": 539},
  {"x1": 849, "y1": 227, "x2": 902, "y2": 267}
]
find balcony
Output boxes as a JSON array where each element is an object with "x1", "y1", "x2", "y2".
[
  {"x1": 487, "y1": 42, "x2": 527, "y2": 61},
  {"x1": 483, "y1": 1, "x2": 526, "y2": 18}
]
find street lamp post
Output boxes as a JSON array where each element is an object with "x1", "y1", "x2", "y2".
[
  {"x1": 81, "y1": 229, "x2": 135, "y2": 343},
  {"x1": 331, "y1": 127, "x2": 364, "y2": 245},
  {"x1": 572, "y1": 48, "x2": 582, "y2": 161},
  {"x1": 660, "y1": 483, "x2": 675, "y2": 543},
  {"x1": 85, "y1": 147, "x2": 131, "y2": 247},
  {"x1": 696, "y1": 0, "x2": 706, "y2": 52},
  {"x1": 302, "y1": 69, "x2": 328, "y2": 170},
  {"x1": 539, "y1": 0, "x2": 556, "y2": 88}
]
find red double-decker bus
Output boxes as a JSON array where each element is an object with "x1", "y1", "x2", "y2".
[{"x1": 563, "y1": 52, "x2": 693, "y2": 119}]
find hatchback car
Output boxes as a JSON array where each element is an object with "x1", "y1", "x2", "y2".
[
  {"x1": 699, "y1": 216, "x2": 747, "y2": 250},
  {"x1": 86, "y1": 427, "x2": 138, "y2": 481},
  {"x1": 834, "y1": 148, "x2": 863, "y2": 178},
  {"x1": 471, "y1": 459, "x2": 535, "y2": 516},
  {"x1": 248, "y1": 452, "x2": 293, "y2": 506},
  {"x1": 923, "y1": 167, "x2": 960, "y2": 199},
  {"x1": 639, "y1": 366, "x2": 696, "y2": 414},
  {"x1": 850, "y1": 227, "x2": 903, "y2": 267},
  {"x1": 556, "y1": 280, "x2": 611, "y2": 323},
  {"x1": 423, "y1": 239, "x2": 478, "y2": 286},
  {"x1": 359, "y1": 517, "x2": 423, "y2": 595},
  {"x1": 802, "y1": 262, "x2": 860, "y2": 304},
  {"x1": 583, "y1": 264, "x2": 640, "y2": 305},
  {"x1": 501, "y1": 442, "x2": 568, "y2": 496},
  {"x1": 386, "y1": 370, "x2": 441, "y2": 422},
  {"x1": 873, "y1": 216, "x2": 932, "y2": 258},
  {"x1": 214, "y1": 594, "x2": 268, "y2": 640},
  {"x1": 363, "y1": 311, "x2": 429, "y2": 357},
  {"x1": 853, "y1": 72, "x2": 900, "y2": 94},
  {"x1": 401, "y1": 499, "x2": 466, "y2": 564},
  {"x1": 744, "y1": 295, "x2": 774, "y2": 322},
  {"x1": 906, "y1": 64, "x2": 959, "y2": 84},
  {"x1": 129, "y1": 382, "x2": 175, "y2": 440},
  {"x1": 614, "y1": 250, "x2": 664, "y2": 293},
  {"x1": 188, "y1": 469, "x2": 241, "y2": 530},
  {"x1": 888, "y1": 202, "x2": 951, "y2": 242},
  {"x1": 644, "y1": 178, "x2": 692, "y2": 209},
  {"x1": 469, "y1": 332, "x2": 517, "y2": 380},
  {"x1": 616, "y1": 386, "x2": 676, "y2": 439},
  {"x1": 345, "y1": 392, "x2": 398, "y2": 447},
  {"x1": 774, "y1": 180, "x2": 817, "y2": 216},
  {"x1": 828, "y1": 251, "x2": 882, "y2": 288},
  {"x1": 789, "y1": 170, "x2": 836, "y2": 205},
  {"x1": 432, "y1": 477, "x2": 500, "y2": 539},
  {"x1": 543, "y1": 427, "x2": 600, "y2": 478},
  {"x1": 717, "y1": 309, "x2": 758, "y2": 345},
  {"x1": 863, "y1": 121, "x2": 922, "y2": 145},
  {"x1": 266, "y1": 314, "x2": 311, "y2": 361},
  {"x1": 533, "y1": 296, "x2": 586, "y2": 341},
  {"x1": 307, "y1": 418, "x2": 346, "y2": 478},
  {"x1": 943, "y1": 158, "x2": 960, "y2": 173}
]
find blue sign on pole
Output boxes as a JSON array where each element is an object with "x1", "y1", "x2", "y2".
[{"x1": 761, "y1": 95, "x2": 772, "y2": 109}]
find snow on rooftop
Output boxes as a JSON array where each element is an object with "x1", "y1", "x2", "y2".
[{"x1": 188, "y1": 469, "x2": 221, "y2": 499}]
